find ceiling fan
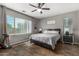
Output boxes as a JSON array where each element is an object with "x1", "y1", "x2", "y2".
[{"x1": 29, "y1": 3, "x2": 50, "y2": 14}]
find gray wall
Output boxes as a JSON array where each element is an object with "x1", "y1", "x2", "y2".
[
  {"x1": 0, "y1": 6, "x2": 39, "y2": 34},
  {"x1": 0, "y1": 5, "x2": 39, "y2": 45},
  {"x1": 4, "y1": 7, "x2": 39, "y2": 34},
  {"x1": 38, "y1": 11, "x2": 79, "y2": 44}
]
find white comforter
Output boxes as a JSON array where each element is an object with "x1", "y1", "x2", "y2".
[{"x1": 30, "y1": 33, "x2": 60, "y2": 49}]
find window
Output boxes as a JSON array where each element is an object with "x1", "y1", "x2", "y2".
[
  {"x1": 15, "y1": 18, "x2": 27, "y2": 33},
  {"x1": 6, "y1": 15, "x2": 32, "y2": 34},
  {"x1": 6, "y1": 16, "x2": 15, "y2": 34},
  {"x1": 27, "y1": 20, "x2": 32, "y2": 33}
]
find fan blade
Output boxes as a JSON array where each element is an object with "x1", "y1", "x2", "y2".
[
  {"x1": 40, "y1": 11, "x2": 43, "y2": 14},
  {"x1": 29, "y1": 4, "x2": 37, "y2": 8},
  {"x1": 41, "y1": 3, "x2": 45, "y2": 7},
  {"x1": 38, "y1": 3, "x2": 41, "y2": 8},
  {"x1": 32, "y1": 9, "x2": 37, "y2": 12},
  {"x1": 42, "y1": 8, "x2": 50, "y2": 10}
]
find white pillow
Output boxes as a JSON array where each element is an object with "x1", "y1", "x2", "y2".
[
  {"x1": 43, "y1": 30, "x2": 48, "y2": 33},
  {"x1": 47, "y1": 31, "x2": 58, "y2": 34},
  {"x1": 43, "y1": 30, "x2": 58, "y2": 34}
]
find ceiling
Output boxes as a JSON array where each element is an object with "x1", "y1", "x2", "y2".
[{"x1": 1, "y1": 3, "x2": 79, "y2": 19}]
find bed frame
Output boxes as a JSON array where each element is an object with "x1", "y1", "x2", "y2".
[{"x1": 30, "y1": 28, "x2": 61, "y2": 50}]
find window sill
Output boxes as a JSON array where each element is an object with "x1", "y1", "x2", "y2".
[{"x1": 8, "y1": 33, "x2": 32, "y2": 35}]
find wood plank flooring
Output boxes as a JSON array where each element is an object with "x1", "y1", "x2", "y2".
[{"x1": 0, "y1": 42, "x2": 79, "y2": 56}]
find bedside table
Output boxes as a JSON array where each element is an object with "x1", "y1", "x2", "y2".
[{"x1": 63, "y1": 34, "x2": 74, "y2": 44}]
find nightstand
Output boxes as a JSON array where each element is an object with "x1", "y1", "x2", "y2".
[
  {"x1": 63, "y1": 34, "x2": 74, "y2": 44},
  {"x1": 38, "y1": 31, "x2": 42, "y2": 33}
]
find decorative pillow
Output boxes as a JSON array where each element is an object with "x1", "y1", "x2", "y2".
[
  {"x1": 47, "y1": 31, "x2": 58, "y2": 34},
  {"x1": 43, "y1": 30, "x2": 48, "y2": 33},
  {"x1": 43, "y1": 30, "x2": 58, "y2": 34}
]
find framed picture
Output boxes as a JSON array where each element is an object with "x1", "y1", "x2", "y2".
[{"x1": 47, "y1": 20, "x2": 56, "y2": 24}]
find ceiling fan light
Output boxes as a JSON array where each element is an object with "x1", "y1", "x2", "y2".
[{"x1": 37, "y1": 9, "x2": 42, "y2": 12}]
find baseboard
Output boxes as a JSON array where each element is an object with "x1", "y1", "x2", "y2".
[{"x1": 10, "y1": 39, "x2": 28, "y2": 45}]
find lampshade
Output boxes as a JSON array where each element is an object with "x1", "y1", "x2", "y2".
[{"x1": 39, "y1": 28, "x2": 42, "y2": 31}]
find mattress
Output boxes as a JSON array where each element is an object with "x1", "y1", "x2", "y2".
[{"x1": 30, "y1": 33, "x2": 60, "y2": 49}]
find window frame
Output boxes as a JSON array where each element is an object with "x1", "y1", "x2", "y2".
[
  {"x1": 6, "y1": 15, "x2": 15, "y2": 34},
  {"x1": 6, "y1": 15, "x2": 32, "y2": 34}
]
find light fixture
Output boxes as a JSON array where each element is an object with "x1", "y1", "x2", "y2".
[
  {"x1": 39, "y1": 28, "x2": 42, "y2": 31},
  {"x1": 37, "y1": 9, "x2": 42, "y2": 12}
]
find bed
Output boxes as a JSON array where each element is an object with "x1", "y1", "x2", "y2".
[{"x1": 30, "y1": 29, "x2": 61, "y2": 50}]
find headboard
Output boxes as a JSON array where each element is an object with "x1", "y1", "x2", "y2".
[{"x1": 46, "y1": 28, "x2": 61, "y2": 34}]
